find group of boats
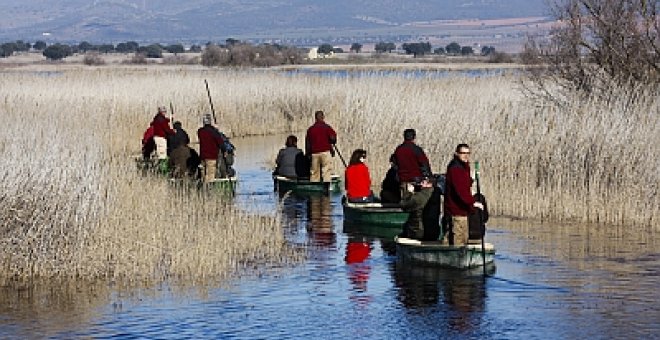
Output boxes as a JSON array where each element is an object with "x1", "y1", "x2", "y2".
[
  {"x1": 273, "y1": 175, "x2": 496, "y2": 270},
  {"x1": 136, "y1": 157, "x2": 495, "y2": 270}
]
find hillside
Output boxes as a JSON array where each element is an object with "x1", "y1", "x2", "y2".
[{"x1": 0, "y1": 0, "x2": 549, "y2": 43}]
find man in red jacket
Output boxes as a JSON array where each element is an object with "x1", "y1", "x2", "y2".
[
  {"x1": 197, "y1": 114, "x2": 228, "y2": 183},
  {"x1": 305, "y1": 110, "x2": 337, "y2": 182},
  {"x1": 443, "y1": 144, "x2": 484, "y2": 246},
  {"x1": 393, "y1": 129, "x2": 432, "y2": 201},
  {"x1": 150, "y1": 106, "x2": 175, "y2": 160}
]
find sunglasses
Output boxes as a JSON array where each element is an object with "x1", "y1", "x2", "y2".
[{"x1": 458, "y1": 151, "x2": 471, "y2": 155}]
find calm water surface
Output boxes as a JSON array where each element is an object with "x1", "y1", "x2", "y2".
[{"x1": 1, "y1": 135, "x2": 658, "y2": 339}]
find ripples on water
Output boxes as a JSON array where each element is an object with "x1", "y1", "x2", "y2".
[{"x1": 1, "y1": 135, "x2": 658, "y2": 339}]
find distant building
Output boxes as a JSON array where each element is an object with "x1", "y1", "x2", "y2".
[
  {"x1": 308, "y1": 47, "x2": 318, "y2": 59},
  {"x1": 307, "y1": 47, "x2": 335, "y2": 59}
]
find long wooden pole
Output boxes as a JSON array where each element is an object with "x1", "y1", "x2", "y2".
[{"x1": 475, "y1": 161, "x2": 487, "y2": 276}]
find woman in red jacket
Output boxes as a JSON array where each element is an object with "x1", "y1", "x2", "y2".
[{"x1": 345, "y1": 149, "x2": 374, "y2": 203}]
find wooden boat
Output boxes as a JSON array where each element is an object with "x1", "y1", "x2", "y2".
[
  {"x1": 342, "y1": 199, "x2": 408, "y2": 228},
  {"x1": 274, "y1": 175, "x2": 341, "y2": 194},
  {"x1": 395, "y1": 237, "x2": 495, "y2": 269}
]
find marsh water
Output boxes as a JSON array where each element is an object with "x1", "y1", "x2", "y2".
[{"x1": 1, "y1": 135, "x2": 658, "y2": 339}]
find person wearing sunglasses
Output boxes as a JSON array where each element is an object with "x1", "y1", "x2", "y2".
[{"x1": 443, "y1": 144, "x2": 484, "y2": 246}]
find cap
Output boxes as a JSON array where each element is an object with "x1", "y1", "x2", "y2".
[{"x1": 202, "y1": 114, "x2": 212, "y2": 125}]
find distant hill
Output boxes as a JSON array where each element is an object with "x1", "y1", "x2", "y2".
[{"x1": 0, "y1": 0, "x2": 549, "y2": 44}]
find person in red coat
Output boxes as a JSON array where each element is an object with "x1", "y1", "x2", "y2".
[
  {"x1": 393, "y1": 128, "x2": 432, "y2": 201},
  {"x1": 197, "y1": 114, "x2": 228, "y2": 183},
  {"x1": 443, "y1": 143, "x2": 484, "y2": 246},
  {"x1": 345, "y1": 149, "x2": 374, "y2": 203},
  {"x1": 305, "y1": 110, "x2": 337, "y2": 183},
  {"x1": 150, "y1": 106, "x2": 175, "y2": 160}
]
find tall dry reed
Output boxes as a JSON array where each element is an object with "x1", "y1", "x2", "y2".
[{"x1": 0, "y1": 65, "x2": 656, "y2": 283}]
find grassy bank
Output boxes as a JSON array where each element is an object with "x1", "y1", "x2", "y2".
[{"x1": 0, "y1": 65, "x2": 656, "y2": 282}]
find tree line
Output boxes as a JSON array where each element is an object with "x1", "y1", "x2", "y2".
[
  {"x1": 320, "y1": 41, "x2": 499, "y2": 58},
  {"x1": 0, "y1": 38, "x2": 304, "y2": 66}
]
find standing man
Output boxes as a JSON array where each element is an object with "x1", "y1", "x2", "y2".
[
  {"x1": 305, "y1": 110, "x2": 337, "y2": 183},
  {"x1": 197, "y1": 114, "x2": 228, "y2": 183},
  {"x1": 150, "y1": 106, "x2": 175, "y2": 161},
  {"x1": 443, "y1": 143, "x2": 484, "y2": 246},
  {"x1": 393, "y1": 128, "x2": 432, "y2": 200}
]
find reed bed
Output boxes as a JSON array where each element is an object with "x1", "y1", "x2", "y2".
[{"x1": 0, "y1": 65, "x2": 656, "y2": 282}]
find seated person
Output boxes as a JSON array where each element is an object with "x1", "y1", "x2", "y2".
[
  {"x1": 169, "y1": 143, "x2": 201, "y2": 179},
  {"x1": 400, "y1": 177, "x2": 436, "y2": 240},
  {"x1": 379, "y1": 154, "x2": 401, "y2": 203},
  {"x1": 275, "y1": 135, "x2": 304, "y2": 178},
  {"x1": 345, "y1": 149, "x2": 374, "y2": 203},
  {"x1": 217, "y1": 133, "x2": 236, "y2": 178}
]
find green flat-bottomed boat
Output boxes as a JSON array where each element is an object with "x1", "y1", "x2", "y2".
[
  {"x1": 274, "y1": 175, "x2": 341, "y2": 194},
  {"x1": 341, "y1": 198, "x2": 409, "y2": 239},
  {"x1": 395, "y1": 237, "x2": 495, "y2": 269}
]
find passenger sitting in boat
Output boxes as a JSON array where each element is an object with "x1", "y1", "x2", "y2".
[
  {"x1": 274, "y1": 135, "x2": 305, "y2": 178},
  {"x1": 379, "y1": 154, "x2": 401, "y2": 204},
  {"x1": 168, "y1": 141, "x2": 201, "y2": 179},
  {"x1": 345, "y1": 149, "x2": 375, "y2": 203},
  {"x1": 400, "y1": 177, "x2": 438, "y2": 240},
  {"x1": 167, "y1": 121, "x2": 190, "y2": 156}
]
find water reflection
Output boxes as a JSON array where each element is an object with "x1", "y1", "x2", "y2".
[
  {"x1": 306, "y1": 195, "x2": 336, "y2": 248},
  {"x1": 0, "y1": 282, "x2": 108, "y2": 338},
  {"x1": 392, "y1": 261, "x2": 496, "y2": 334},
  {"x1": 345, "y1": 235, "x2": 373, "y2": 308}
]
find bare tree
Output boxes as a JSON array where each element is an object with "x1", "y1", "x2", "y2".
[{"x1": 523, "y1": 0, "x2": 659, "y2": 102}]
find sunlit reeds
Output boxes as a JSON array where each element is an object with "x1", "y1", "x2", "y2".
[{"x1": 0, "y1": 65, "x2": 656, "y2": 283}]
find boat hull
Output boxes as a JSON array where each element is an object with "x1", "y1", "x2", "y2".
[
  {"x1": 274, "y1": 175, "x2": 341, "y2": 194},
  {"x1": 342, "y1": 200, "x2": 408, "y2": 228},
  {"x1": 396, "y1": 237, "x2": 495, "y2": 269}
]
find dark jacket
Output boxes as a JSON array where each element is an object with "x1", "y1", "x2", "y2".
[
  {"x1": 444, "y1": 158, "x2": 475, "y2": 216},
  {"x1": 400, "y1": 187, "x2": 433, "y2": 240},
  {"x1": 394, "y1": 141, "x2": 432, "y2": 182},
  {"x1": 468, "y1": 193, "x2": 488, "y2": 239},
  {"x1": 275, "y1": 146, "x2": 303, "y2": 178},
  {"x1": 305, "y1": 121, "x2": 337, "y2": 154},
  {"x1": 421, "y1": 186, "x2": 442, "y2": 241},
  {"x1": 380, "y1": 166, "x2": 401, "y2": 203},
  {"x1": 169, "y1": 127, "x2": 190, "y2": 154},
  {"x1": 197, "y1": 125, "x2": 227, "y2": 160}
]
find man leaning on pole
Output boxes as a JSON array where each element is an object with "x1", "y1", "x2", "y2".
[
  {"x1": 197, "y1": 114, "x2": 228, "y2": 183},
  {"x1": 443, "y1": 143, "x2": 484, "y2": 246},
  {"x1": 305, "y1": 110, "x2": 337, "y2": 182}
]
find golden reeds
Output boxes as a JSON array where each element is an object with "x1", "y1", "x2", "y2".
[{"x1": 0, "y1": 65, "x2": 656, "y2": 283}]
